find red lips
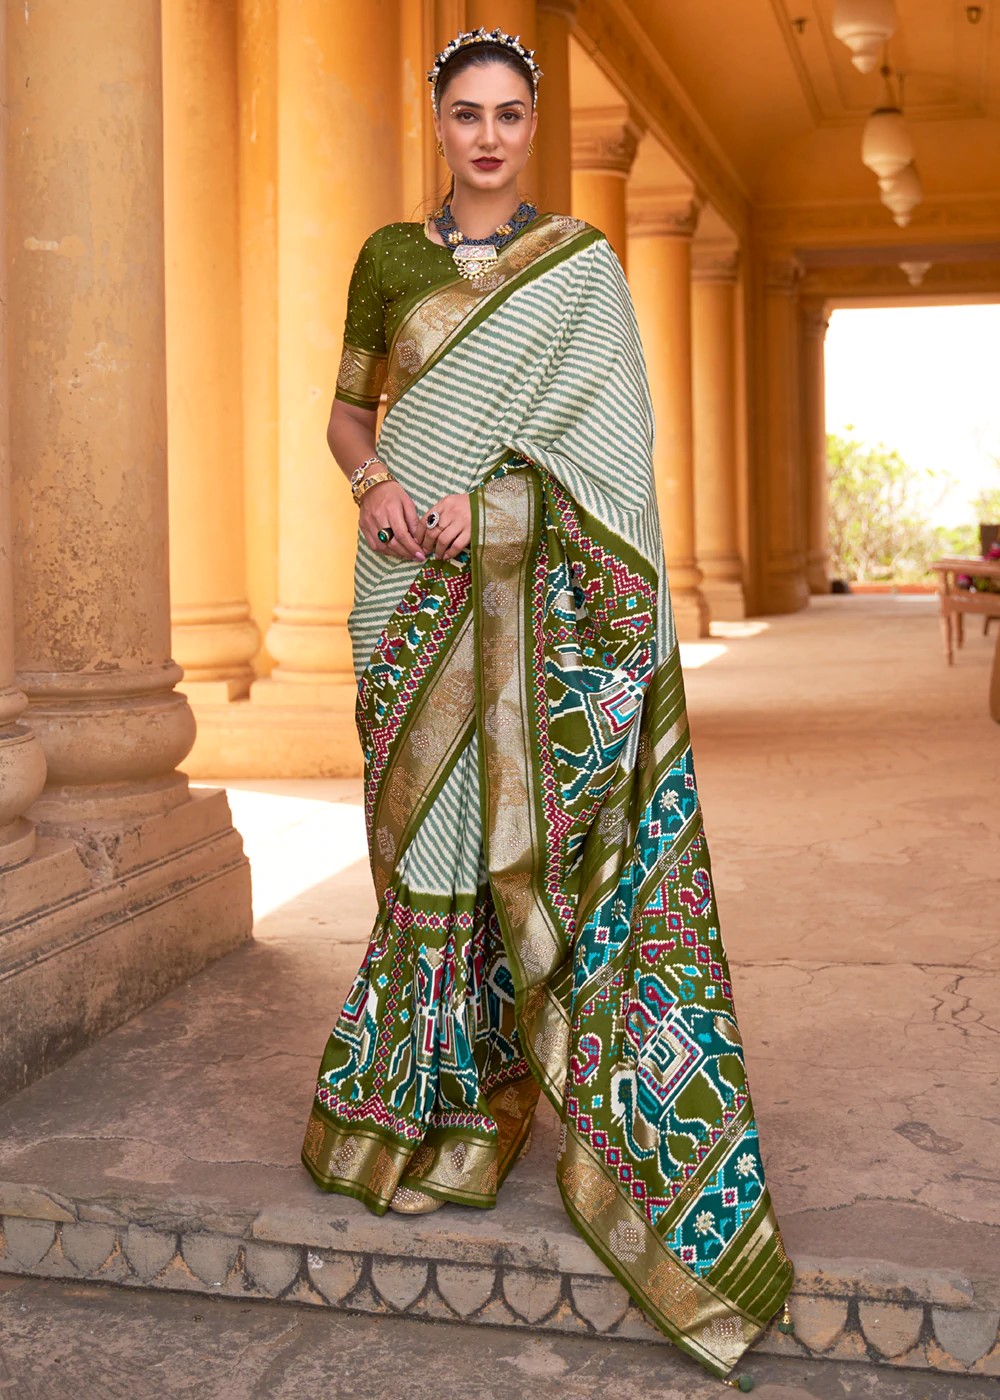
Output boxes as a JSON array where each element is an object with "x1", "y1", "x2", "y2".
[{"x1": 473, "y1": 158, "x2": 503, "y2": 170}]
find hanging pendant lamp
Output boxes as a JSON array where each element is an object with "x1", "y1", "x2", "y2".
[
  {"x1": 832, "y1": 0, "x2": 897, "y2": 73},
  {"x1": 861, "y1": 104, "x2": 915, "y2": 179},
  {"x1": 879, "y1": 163, "x2": 923, "y2": 226}
]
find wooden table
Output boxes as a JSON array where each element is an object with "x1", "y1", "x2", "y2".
[{"x1": 929, "y1": 556, "x2": 1000, "y2": 722}]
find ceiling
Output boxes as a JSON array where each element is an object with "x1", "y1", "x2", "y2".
[{"x1": 571, "y1": 0, "x2": 1000, "y2": 212}]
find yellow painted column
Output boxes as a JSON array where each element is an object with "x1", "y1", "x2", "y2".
[
  {"x1": 420, "y1": 4, "x2": 473, "y2": 209},
  {"x1": 801, "y1": 298, "x2": 832, "y2": 596},
  {"x1": 256, "y1": 2, "x2": 402, "y2": 744},
  {"x1": 8, "y1": 0, "x2": 196, "y2": 824},
  {"x1": 572, "y1": 109, "x2": 642, "y2": 270},
  {"x1": 238, "y1": 0, "x2": 280, "y2": 676},
  {"x1": 466, "y1": 0, "x2": 535, "y2": 45},
  {"x1": 163, "y1": 0, "x2": 260, "y2": 700},
  {"x1": 692, "y1": 247, "x2": 746, "y2": 621},
  {"x1": 0, "y1": 0, "x2": 47, "y2": 867},
  {"x1": 757, "y1": 257, "x2": 810, "y2": 615},
  {"x1": 535, "y1": 0, "x2": 576, "y2": 215},
  {"x1": 628, "y1": 199, "x2": 709, "y2": 640}
]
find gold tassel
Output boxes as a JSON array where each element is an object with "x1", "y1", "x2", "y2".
[
  {"x1": 723, "y1": 1375, "x2": 754, "y2": 1391},
  {"x1": 777, "y1": 1299, "x2": 794, "y2": 1334}
]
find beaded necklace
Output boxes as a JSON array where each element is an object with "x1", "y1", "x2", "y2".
[{"x1": 431, "y1": 198, "x2": 538, "y2": 281}]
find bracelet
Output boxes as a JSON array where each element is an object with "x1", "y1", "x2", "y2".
[
  {"x1": 350, "y1": 457, "x2": 391, "y2": 505},
  {"x1": 349, "y1": 454, "x2": 387, "y2": 501},
  {"x1": 352, "y1": 467, "x2": 394, "y2": 506}
]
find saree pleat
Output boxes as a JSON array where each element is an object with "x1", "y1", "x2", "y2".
[{"x1": 302, "y1": 213, "x2": 792, "y2": 1380}]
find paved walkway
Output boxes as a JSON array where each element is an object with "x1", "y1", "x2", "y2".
[{"x1": 0, "y1": 597, "x2": 997, "y2": 1383}]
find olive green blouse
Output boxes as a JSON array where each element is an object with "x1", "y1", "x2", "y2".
[{"x1": 334, "y1": 222, "x2": 458, "y2": 410}]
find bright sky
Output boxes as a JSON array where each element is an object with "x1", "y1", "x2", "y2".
[{"x1": 824, "y1": 305, "x2": 1000, "y2": 526}]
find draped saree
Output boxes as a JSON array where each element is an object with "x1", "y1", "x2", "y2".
[{"x1": 301, "y1": 212, "x2": 794, "y2": 1381}]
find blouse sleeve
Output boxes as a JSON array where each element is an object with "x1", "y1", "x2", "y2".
[{"x1": 334, "y1": 231, "x2": 388, "y2": 409}]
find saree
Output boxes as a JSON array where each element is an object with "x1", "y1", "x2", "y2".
[{"x1": 301, "y1": 212, "x2": 794, "y2": 1381}]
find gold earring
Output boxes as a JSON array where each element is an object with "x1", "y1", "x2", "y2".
[
  {"x1": 528, "y1": 141, "x2": 535, "y2": 156},
  {"x1": 436, "y1": 139, "x2": 444, "y2": 157}
]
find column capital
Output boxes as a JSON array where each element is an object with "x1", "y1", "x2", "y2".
[
  {"x1": 627, "y1": 189, "x2": 703, "y2": 240},
  {"x1": 800, "y1": 295, "x2": 831, "y2": 339},
  {"x1": 692, "y1": 242, "x2": 740, "y2": 283},
  {"x1": 571, "y1": 106, "x2": 644, "y2": 177},
  {"x1": 764, "y1": 256, "x2": 804, "y2": 295},
  {"x1": 537, "y1": 0, "x2": 578, "y2": 19}
]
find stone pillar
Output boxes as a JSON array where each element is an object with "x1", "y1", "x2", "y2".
[
  {"x1": 627, "y1": 197, "x2": 709, "y2": 640},
  {"x1": 163, "y1": 0, "x2": 261, "y2": 700},
  {"x1": 466, "y1": 0, "x2": 535, "y2": 45},
  {"x1": 253, "y1": 2, "x2": 402, "y2": 766},
  {"x1": 3, "y1": 0, "x2": 252, "y2": 1102},
  {"x1": 801, "y1": 298, "x2": 832, "y2": 596},
  {"x1": 692, "y1": 246, "x2": 746, "y2": 620},
  {"x1": 238, "y1": 0, "x2": 280, "y2": 676},
  {"x1": 757, "y1": 257, "x2": 810, "y2": 614},
  {"x1": 421, "y1": 3, "x2": 472, "y2": 207},
  {"x1": 572, "y1": 108, "x2": 643, "y2": 271},
  {"x1": 10, "y1": 1, "x2": 192, "y2": 827},
  {"x1": 535, "y1": 0, "x2": 577, "y2": 215},
  {"x1": 0, "y1": 1, "x2": 48, "y2": 871}
]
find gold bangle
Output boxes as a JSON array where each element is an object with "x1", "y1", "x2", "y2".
[{"x1": 353, "y1": 470, "x2": 396, "y2": 505}]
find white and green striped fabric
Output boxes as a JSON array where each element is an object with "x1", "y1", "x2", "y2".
[{"x1": 348, "y1": 233, "x2": 675, "y2": 684}]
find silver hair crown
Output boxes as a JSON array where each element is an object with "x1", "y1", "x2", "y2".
[{"x1": 427, "y1": 26, "x2": 543, "y2": 110}]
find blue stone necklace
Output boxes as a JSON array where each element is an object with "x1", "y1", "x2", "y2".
[{"x1": 431, "y1": 198, "x2": 537, "y2": 280}]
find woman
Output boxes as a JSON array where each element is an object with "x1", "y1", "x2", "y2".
[{"x1": 301, "y1": 26, "x2": 793, "y2": 1390}]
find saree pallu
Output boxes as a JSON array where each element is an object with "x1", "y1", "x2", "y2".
[{"x1": 301, "y1": 213, "x2": 794, "y2": 1381}]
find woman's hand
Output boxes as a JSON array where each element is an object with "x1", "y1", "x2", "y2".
[
  {"x1": 359, "y1": 481, "x2": 426, "y2": 562},
  {"x1": 415, "y1": 493, "x2": 472, "y2": 562}
]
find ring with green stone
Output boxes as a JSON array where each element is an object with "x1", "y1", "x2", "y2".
[{"x1": 377, "y1": 527, "x2": 394, "y2": 544}]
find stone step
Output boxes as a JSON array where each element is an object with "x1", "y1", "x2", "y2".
[
  {"x1": 3, "y1": 1166, "x2": 998, "y2": 1378},
  {"x1": 0, "y1": 925, "x2": 995, "y2": 1383}
]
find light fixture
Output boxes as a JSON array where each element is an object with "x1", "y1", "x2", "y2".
[
  {"x1": 832, "y1": 0, "x2": 897, "y2": 73},
  {"x1": 966, "y1": 5, "x2": 983, "y2": 22},
  {"x1": 879, "y1": 163, "x2": 923, "y2": 225},
  {"x1": 862, "y1": 104, "x2": 915, "y2": 179},
  {"x1": 899, "y1": 260, "x2": 932, "y2": 286}
]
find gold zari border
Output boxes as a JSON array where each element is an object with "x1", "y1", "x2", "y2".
[
  {"x1": 336, "y1": 342, "x2": 387, "y2": 406},
  {"x1": 370, "y1": 611, "x2": 476, "y2": 904},
  {"x1": 385, "y1": 214, "x2": 593, "y2": 412}
]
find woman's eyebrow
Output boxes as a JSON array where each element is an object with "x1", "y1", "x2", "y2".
[{"x1": 448, "y1": 98, "x2": 527, "y2": 110}]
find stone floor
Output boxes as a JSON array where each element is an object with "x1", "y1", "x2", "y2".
[
  {"x1": 0, "y1": 596, "x2": 997, "y2": 1384},
  {"x1": 5, "y1": 1272, "x2": 1000, "y2": 1400}
]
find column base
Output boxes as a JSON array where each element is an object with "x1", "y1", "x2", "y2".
[
  {"x1": 0, "y1": 788, "x2": 252, "y2": 1104},
  {"x1": 760, "y1": 570, "x2": 811, "y2": 615},
  {"x1": 807, "y1": 557, "x2": 830, "y2": 595},
  {"x1": 670, "y1": 589, "x2": 711, "y2": 641},
  {"x1": 182, "y1": 683, "x2": 362, "y2": 778},
  {"x1": 701, "y1": 579, "x2": 746, "y2": 623}
]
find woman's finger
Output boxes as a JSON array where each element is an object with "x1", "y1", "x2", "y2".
[
  {"x1": 387, "y1": 503, "x2": 425, "y2": 561},
  {"x1": 435, "y1": 523, "x2": 464, "y2": 559},
  {"x1": 443, "y1": 528, "x2": 471, "y2": 561}
]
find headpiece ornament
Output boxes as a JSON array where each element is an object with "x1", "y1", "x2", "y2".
[{"x1": 427, "y1": 27, "x2": 543, "y2": 112}]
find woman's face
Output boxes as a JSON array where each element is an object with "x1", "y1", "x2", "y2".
[{"x1": 434, "y1": 60, "x2": 537, "y2": 195}]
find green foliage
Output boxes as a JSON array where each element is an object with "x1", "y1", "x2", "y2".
[
  {"x1": 826, "y1": 431, "x2": 999, "y2": 582},
  {"x1": 932, "y1": 522, "x2": 978, "y2": 559},
  {"x1": 971, "y1": 485, "x2": 1000, "y2": 525},
  {"x1": 826, "y1": 431, "x2": 936, "y2": 582}
]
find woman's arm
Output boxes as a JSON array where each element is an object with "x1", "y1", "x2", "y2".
[{"x1": 327, "y1": 398, "x2": 425, "y2": 562}]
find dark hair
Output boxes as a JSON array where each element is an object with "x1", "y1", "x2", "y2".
[{"x1": 434, "y1": 43, "x2": 536, "y2": 206}]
